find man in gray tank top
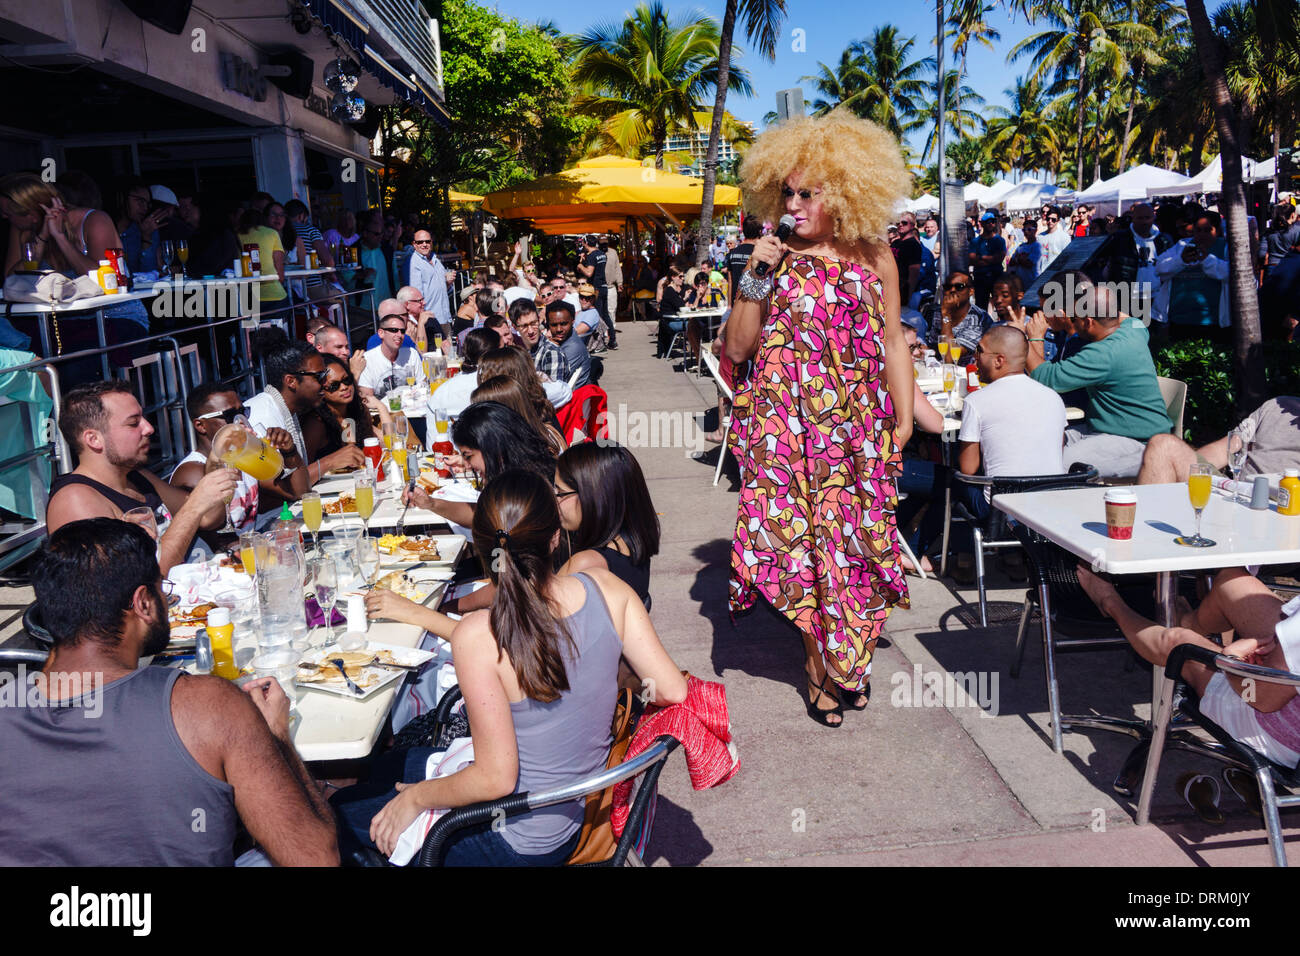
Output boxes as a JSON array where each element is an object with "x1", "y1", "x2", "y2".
[{"x1": 0, "y1": 518, "x2": 338, "y2": 866}]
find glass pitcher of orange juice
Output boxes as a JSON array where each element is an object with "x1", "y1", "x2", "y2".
[{"x1": 210, "y1": 419, "x2": 284, "y2": 482}]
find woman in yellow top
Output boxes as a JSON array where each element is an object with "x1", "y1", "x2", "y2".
[{"x1": 237, "y1": 207, "x2": 287, "y2": 305}]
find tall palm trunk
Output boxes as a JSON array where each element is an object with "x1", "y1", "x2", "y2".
[
  {"x1": 1118, "y1": 69, "x2": 1140, "y2": 173},
  {"x1": 1185, "y1": 0, "x2": 1264, "y2": 412},
  {"x1": 1074, "y1": 48, "x2": 1087, "y2": 188},
  {"x1": 696, "y1": 0, "x2": 738, "y2": 267}
]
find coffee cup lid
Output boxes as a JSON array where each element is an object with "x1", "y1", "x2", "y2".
[{"x1": 1104, "y1": 489, "x2": 1137, "y2": 503}]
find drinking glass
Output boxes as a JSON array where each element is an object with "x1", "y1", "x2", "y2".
[
  {"x1": 353, "y1": 473, "x2": 376, "y2": 538},
  {"x1": 239, "y1": 531, "x2": 269, "y2": 578},
  {"x1": 203, "y1": 458, "x2": 239, "y2": 533},
  {"x1": 1175, "y1": 463, "x2": 1217, "y2": 548},
  {"x1": 381, "y1": 421, "x2": 396, "y2": 451},
  {"x1": 176, "y1": 239, "x2": 189, "y2": 277},
  {"x1": 356, "y1": 538, "x2": 381, "y2": 587},
  {"x1": 949, "y1": 343, "x2": 964, "y2": 364},
  {"x1": 937, "y1": 338, "x2": 950, "y2": 362},
  {"x1": 160, "y1": 240, "x2": 175, "y2": 272},
  {"x1": 122, "y1": 506, "x2": 158, "y2": 541},
  {"x1": 301, "y1": 490, "x2": 323, "y2": 554},
  {"x1": 308, "y1": 555, "x2": 338, "y2": 647},
  {"x1": 941, "y1": 364, "x2": 957, "y2": 407},
  {"x1": 1227, "y1": 434, "x2": 1249, "y2": 504}
]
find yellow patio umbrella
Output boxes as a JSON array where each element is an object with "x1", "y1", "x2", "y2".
[
  {"x1": 482, "y1": 156, "x2": 741, "y2": 234},
  {"x1": 448, "y1": 189, "x2": 483, "y2": 203}
]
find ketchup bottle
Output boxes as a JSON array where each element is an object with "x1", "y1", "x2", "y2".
[{"x1": 966, "y1": 357, "x2": 981, "y2": 392}]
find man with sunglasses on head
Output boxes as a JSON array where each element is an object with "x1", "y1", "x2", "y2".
[
  {"x1": 922, "y1": 270, "x2": 994, "y2": 352},
  {"x1": 358, "y1": 298, "x2": 428, "y2": 400},
  {"x1": 169, "y1": 384, "x2": 272, "y2": 537}
]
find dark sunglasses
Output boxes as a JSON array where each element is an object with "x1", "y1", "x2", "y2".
[
  {"x1": 322, "y1": 378, "x2": 354, "y2": 393},
  {"x1": 413, "y1": 239, "x2": 433, "y2": 245},
  {"x1": 293, "y1": 369, "x2": 329, "y2": 383},
  {"x1": 944, "y1": 282, "x2": 971, "y2": 292},
  {"x1": 379, "y1": 326, "x2": 406, "y2": 335},
  {"x1": 1047, "y1": 216, "x2": 1060, "y2": 222},
  {"x1": 196, "y1": 407, "x2": 241, "y2": 424}
]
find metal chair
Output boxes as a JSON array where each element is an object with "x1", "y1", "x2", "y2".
[
  {"x1": 115, "y1": 352, "x2": 182, "y2": 471},
  {"x1": 947, "y1": 466, "x2": 1100, "y2": 627},
  {"x1": 1010, "y1": 510, "x2": 1154, "y2": 754},
  {"x1": 417, "y1": 735, "x2": 679, "y2": 867},
  {"x1": 700, "y1": 349, "x2": 734, "y2": 487},
  {"x1": 1145, "y1": 643, "x2": 1300, "y2": 866}
]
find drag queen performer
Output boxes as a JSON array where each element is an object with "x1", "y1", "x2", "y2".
[{"x1": 725, "y1": 110, "x2": 914, "y2": 726}]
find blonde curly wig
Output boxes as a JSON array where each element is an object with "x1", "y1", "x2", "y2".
[{"x1": 740, "y1": 110, "x2": 909, "y2": 244}]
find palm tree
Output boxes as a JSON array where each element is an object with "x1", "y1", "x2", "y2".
[
  {"x1": 920, "y1": 67, "x2": 986, "y2": 162},
  {"x1": 1184, "y1": 0, "x2": 1263, "y2": 411},
  {"x1": 855, "y1": 26, "x2": 934, "y2": 138},
  {"x1": 569, "y1": 2, "x2": 752, "y2": 170},
  {"x1": 694, "y1": 0, "x2": 785, "y2": 266},
  {"x1": 802, "y1": 48, "x2": 872, "y2": 116},
  {"x1": 1007, "y1": 0, "x2": 1153, "y2": 188},
  {"x1": 984, "y1": 74, "x2": 1062, "y2": 175},
  {"x1": 1115, "y1": 0, "x2": 1186, "y2": 171},
  {"x1": 947, "y1": 0, "x2": 1001, "y2": 126}
]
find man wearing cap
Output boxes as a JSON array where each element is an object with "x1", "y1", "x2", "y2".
[
  {"x1": 574, "y1": 283, "x2": 608, "y2": 353},
  {"x1": 150, "y1": 185, "x2": 193, "y2": 245},
  {"x1": 577, "y1": 234, "x2": 617, "y2": 349},
  {"x1": 969, "y1": 212, "x2": 1007, "y2": 310}
]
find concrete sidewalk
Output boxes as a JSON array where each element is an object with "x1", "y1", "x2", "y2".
[{"x1": 601, "y1": 319, "x2": 1300, "y2": 867}]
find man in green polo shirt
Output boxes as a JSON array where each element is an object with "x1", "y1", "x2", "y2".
[{"x1": 1025, "y1": 283, "x2": 1172, "y2": 477}]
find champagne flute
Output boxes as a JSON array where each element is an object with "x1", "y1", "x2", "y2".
[
  {"x1": 176, "y1": 239, "x2": 189, "y2": 278},
  {"x1": 941, "y1": 364, "x2": 957, "y2": 409},
  {"x1": 205, "y1": 458, "x2": 239, "y2": 533},
  {"x1": 937, "y1": 338, "x2": 950, "y2": 362},
  {"x1": 353, "y1": 473, "x2": 376, "y2": 539},
  {"x1": 949, "y1": 343, "x2": 964, "y2": 364},
  {"x1": 122, "y1": 506, "x2": 158, "y2": 541},
  {"x1": 301, "y1": 490, "x2": 323, "y2": 556},
  {"x1": 160, "y1": 240, "x2": 174, "y2": 274},
  {"x1": 1227, "y1": 434, "x2": 1249, "y2": 504},
  {"x1": 356, "y1": 538, "x2": 381, "y2": 588},
  {"x1": 309, "y1": 555, "x2": 338, "y2": 647},
  {"x1": 1175, "y1": 462, "x2": 1217, "y2": 548}
]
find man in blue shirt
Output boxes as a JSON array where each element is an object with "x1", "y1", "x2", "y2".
[{"x1": 969, "y1": 212, "x2": 1007, "y2": 311}]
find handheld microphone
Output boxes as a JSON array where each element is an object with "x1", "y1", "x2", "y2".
[{"x1": 753, "y1": 214, "x2": 797, "y2": 278}]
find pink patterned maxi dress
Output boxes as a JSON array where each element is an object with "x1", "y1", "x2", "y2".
[{"x1": 728, "y1": 253, "x2": 909, "y2": 692}]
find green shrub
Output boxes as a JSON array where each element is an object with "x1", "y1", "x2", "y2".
[{"x1": 1153, "y1": 339, "x2": 1300, "y2": 445}]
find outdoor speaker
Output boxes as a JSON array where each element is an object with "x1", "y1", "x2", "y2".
[
  {"x1": 267, "y1": 51, "x2": 315, "y2": 99},
  {"x1": 120, "y1": 0, "x2": 193, "y2": 35}
]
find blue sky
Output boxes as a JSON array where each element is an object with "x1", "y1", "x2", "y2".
[{"x1": 489, "y1": 0, "x2": 1040, "y2": 160}]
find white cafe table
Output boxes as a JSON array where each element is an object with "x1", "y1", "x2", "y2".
[
  {"x1": 291, "y1": 618, "x2": 430, "y2": 763},
  {"x1": 995, "y1": 482, "x2": 1300, "y2": 824}
]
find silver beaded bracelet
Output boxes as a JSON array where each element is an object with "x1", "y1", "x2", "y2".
[{"x1": 737, "y1": 269, "x2": 774, "y2": 302}]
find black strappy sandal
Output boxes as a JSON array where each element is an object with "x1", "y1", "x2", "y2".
[
  {"x1": 841, "y1": 683, "x2": 871, "y2": 711},
  {"x1": 805, "y1": 674, "x2": 844, "y2": 727}
]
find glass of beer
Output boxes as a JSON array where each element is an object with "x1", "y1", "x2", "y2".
[{"x1": 1175, "y1": 463, "x2": 1217, "y2": 548}]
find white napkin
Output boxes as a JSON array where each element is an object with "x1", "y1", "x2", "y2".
[
  {"x1": 167, "y1": 561, "x2": 255, "y2": 608},
  {"x1": 388, "y1": 735, "x2": 475, "y2": 866}
]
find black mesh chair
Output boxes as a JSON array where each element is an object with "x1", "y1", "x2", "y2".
[
  {"x1": 1009, "y1": 497, "x2": 1153, "y2": 754},
  {"x1": 1143, "y1": 644, "x2": 1300, "y2": 866},
  {"x1": 947, "y1": 466, "x2": 1099, "y2": 627}
]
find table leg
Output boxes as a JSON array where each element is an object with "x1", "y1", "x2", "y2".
[
  {"x1": 95, "y1": 308, "x2": 111, "y2": 380},
  {"x1": 1135, "y1": 570, "x2": 1178, "y2": 825}
]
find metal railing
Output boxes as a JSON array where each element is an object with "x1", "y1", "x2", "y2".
[{"x1": 0, "y1": 282, "x2": 384, "y2": 568}]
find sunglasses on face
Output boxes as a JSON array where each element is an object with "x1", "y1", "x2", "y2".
[
  {"x1": 944, "y1": 282, "x2": 971, "y2": 292},
  {"x1": 413, "y1": 239, "x2": 433, "y2": 245},
  {"x1": 196, "y1": 407, "x2": 241, "y2": 424},
  {"x1": 379, "y1": 326, "x2": 405, "y2": 335},
  {"x1": 1047, "y1": 216, "x2": 1060, "y2": 222},
  {"x1": 322, "y1": 378, "x2": 354, "y2": 393},
  {"x1": 293, "y1": 368, "x2": 329, "y2": 383}
]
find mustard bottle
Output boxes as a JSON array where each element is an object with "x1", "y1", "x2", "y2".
[
  {"x1": 206, "y1": 607, "x2": 239, "y2": 679},
  {"x1": 95, "y1": 260, "x2": 120, "y2": 295},
  {"x1": 1279, "y1": 469, "x2": 1300, "y2": 516}
]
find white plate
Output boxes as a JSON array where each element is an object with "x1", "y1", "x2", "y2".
[{"x1": 295, "y1": 641, "x2": 435, "y2": 699}]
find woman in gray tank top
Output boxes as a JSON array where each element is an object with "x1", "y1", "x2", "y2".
[{"x1": 332, "y1": 469, "x2": 687, "y2": 865}]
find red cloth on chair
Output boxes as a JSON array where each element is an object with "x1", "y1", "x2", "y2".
[
  {"x1": 611, "y1": 676, "x2": 738, "y2": 836},
  {"x1": 556, "y1": 384, "x2": 609, "y2": 444}
]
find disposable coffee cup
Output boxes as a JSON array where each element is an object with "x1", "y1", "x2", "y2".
[{"x1": 1104, "y1": 489, "x2": 1137, "y2": 540}]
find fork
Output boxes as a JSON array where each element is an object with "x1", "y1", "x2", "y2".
[{"x1": 395, "y1": 476, "x2": 418, "y2": 536}]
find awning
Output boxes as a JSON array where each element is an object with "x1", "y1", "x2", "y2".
[{"x1": 483, "y1": 156, "x2": 741, "y2": 232}]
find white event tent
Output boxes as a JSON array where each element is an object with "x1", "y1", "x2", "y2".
[
  {"x1": 994, "y1": 180, "x2": 1073, "y2": 212},
  {"x1": 1074, "y1": 163, "x2": 1192, "y2": 214},
  {"x1": 1146, "y1": 154, "x2": 1270, "y2": 198},
  {"x1": 906, "y1": 193, "x2": 939, "y2": 213}
]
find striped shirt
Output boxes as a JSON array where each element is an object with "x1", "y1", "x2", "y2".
[{"x1": 293, "y1": 221, "x2": 326, "y2": 287}]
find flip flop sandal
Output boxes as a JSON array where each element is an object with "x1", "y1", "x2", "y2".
[
  {"x1": 1222, "y1": 767, "x2": 1265, "y2": 819},
  {"x1": 1177, "y1": 771, "x2": 1225, "y2": 825}
]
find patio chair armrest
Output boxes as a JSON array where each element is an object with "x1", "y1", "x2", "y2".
[
  {"x1": 953, "y1": 472, "x2": 993, "y2": 487},
  {"x1": 1165, "y1": 643, "x2": 1300, "y2": 688}
]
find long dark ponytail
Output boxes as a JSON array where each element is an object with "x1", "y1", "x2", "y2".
[{"x1": 472, "y1": 469, "x2": 574, "y2": 703}]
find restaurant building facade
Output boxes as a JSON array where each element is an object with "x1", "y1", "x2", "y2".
[{"x1": 0, "y1": 0, "x2": 447, "y2": 225}]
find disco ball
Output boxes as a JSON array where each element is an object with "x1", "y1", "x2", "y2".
[
  {"x1": 323, "y1": 57, "x2": 360, "y2": 93},
  {"x1": 330, "y1": 92, "x2": 366, "y2": 121}
]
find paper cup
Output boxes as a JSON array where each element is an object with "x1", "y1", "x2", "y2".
[{"x1": 1104, "y1": 489, "x2": 1137, "y2": 540}]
